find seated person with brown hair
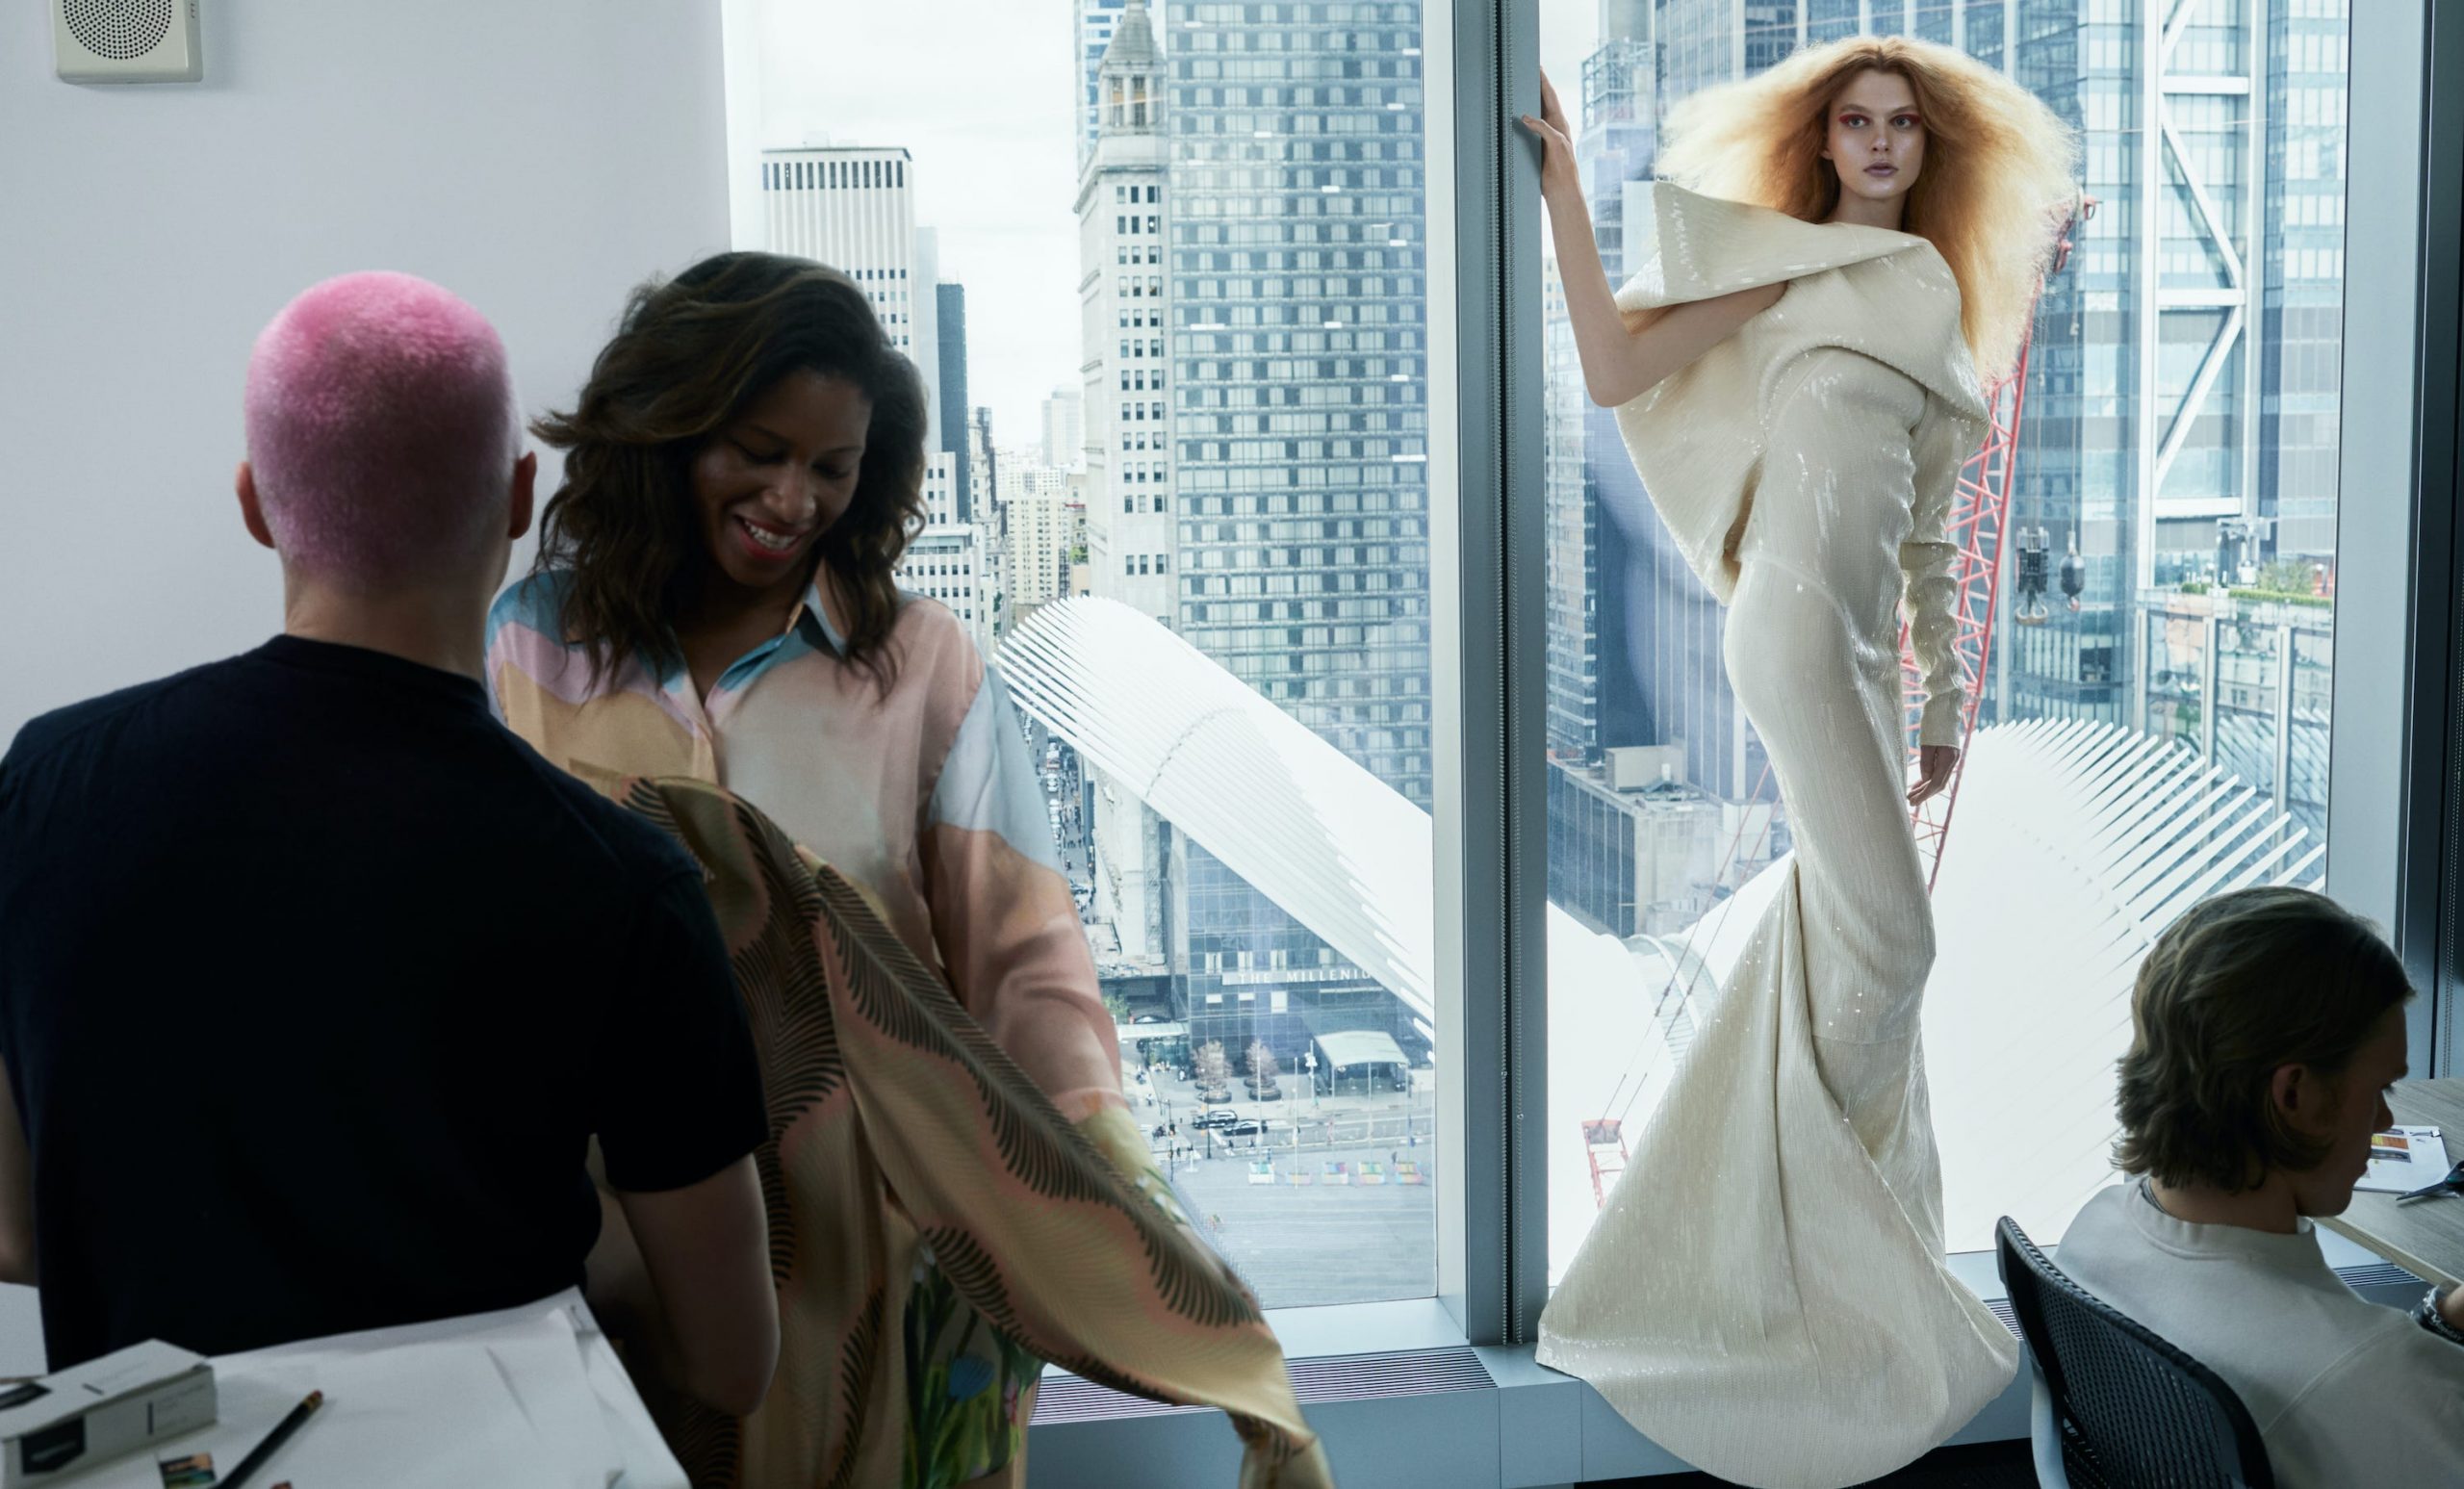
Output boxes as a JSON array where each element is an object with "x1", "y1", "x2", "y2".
[{"x1": 2058, "y1": 886, "x2": 2464, "y2": 1485}]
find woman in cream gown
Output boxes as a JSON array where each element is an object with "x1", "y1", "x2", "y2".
[{"x1": 1520, "y1": 38, "x2": 2075, "y2": 1489}]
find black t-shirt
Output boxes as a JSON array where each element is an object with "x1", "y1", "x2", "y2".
[{"x1": 0, "y1": 636, "x2": 766, "y2": 1367}]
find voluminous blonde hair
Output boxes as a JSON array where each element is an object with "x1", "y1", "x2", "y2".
[{"x1": 1656, "y1": 36, "x2": 2078, "y2": 378}]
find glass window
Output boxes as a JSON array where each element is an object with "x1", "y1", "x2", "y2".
[{"x1": 1540, "y1": 1, "x2": 2351, "y2": 1275}]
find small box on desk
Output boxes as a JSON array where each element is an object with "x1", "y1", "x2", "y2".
[{"x1": 0, "y1": 1341, "x2": 216, "y2": 1485}]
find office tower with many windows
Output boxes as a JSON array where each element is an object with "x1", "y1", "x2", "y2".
[
  {"x1": 1546, "y1": 4, "x2": 1771, "y2": 949},
  {"x1": 1073, "y1": 4, "x2": 1178, "y2": 966},
  {"x1": 897, "y1": 451, "x2": 996, "y2": 651},
  {"x1": 1158, "y1": 0, "x2": 1431, "y2": 1055},
  {"x1": 1078, "y1": 1, "x2": 1176, "y2": 629},
  {"x1": 1992, "y1": 0, "x2": 2347, "y2": 858},
  {"x1": 1546, "y1": 3, "x2": 1758, "y2": 937},
  {"x1": 759, "y1": 144, "x2": 938, "y2": 441},
  {"x1": 1542, "y1": 253, "x2": 1593, "y2": 758},
  {"x1": 899, "y1": 542, "x2": 994, "y2": 654},
  {"x1": 1000, "y1": 454, "x2": 1075, "y2": 622},
  {"x1": 1544, "y1": 4, "x2": 1657, "y2": 768},
  {"x1": 1164, "y1": 0, "x2": 1430, "y2": 798}
]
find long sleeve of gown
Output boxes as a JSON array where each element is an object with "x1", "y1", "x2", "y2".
[
  {"x1": 919, "y1": 659, "x2": 1125, "y2": 1122},
  {"x1": 1901, "y1": 409, "x2": 1976, "y2": 749}
]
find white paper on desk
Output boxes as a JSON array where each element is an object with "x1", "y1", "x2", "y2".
[
  {"x1": 561, "y1": 1300, "x2": 687, "y2": 1489},
  {"x1": 84, "y1": 1346, "x2": 576, "y2": 1489},
  {"x1": 2356, "y1": 1124, "x2": 2450, "y2": 1194},
  {"x1": 82, "y1": 1305, "x2": 645, "y2": 1489}
]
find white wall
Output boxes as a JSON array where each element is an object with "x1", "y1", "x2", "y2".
[{"x1": 0, "y1": 1, "x2": 732, "y2": 744}]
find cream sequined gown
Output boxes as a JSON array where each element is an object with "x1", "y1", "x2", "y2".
[{"x1": 1534, "y1": 184, "x2": 2019, "y2": 1488}]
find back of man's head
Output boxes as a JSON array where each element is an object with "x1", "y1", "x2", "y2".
[
  {"x1": 2114, "y1": 886, "x2": 2410, "y2": 1193},
  {"x1": 244, "y1": 272, "x2": 520, "y2": 593}
]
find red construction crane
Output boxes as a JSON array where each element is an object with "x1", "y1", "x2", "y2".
[{"x1": 1896, "y1": 203, "x2": 2087, "y2": 889}]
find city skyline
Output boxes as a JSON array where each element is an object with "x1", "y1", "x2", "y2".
[
  {"x1": 733, "y1": 0, "x2": 1595, "y2": 443},
  {"x1": 741, "y1": 0, "x2": 2355, "y2": 1297}
]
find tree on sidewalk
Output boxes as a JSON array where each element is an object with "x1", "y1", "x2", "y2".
[
  {"x1": 1245, "y1": 1039, "x2": 1281, "y2": 1099},
  {"x1": 1194, "y1": 1040, "x2": 1233, "y2": 1104}
]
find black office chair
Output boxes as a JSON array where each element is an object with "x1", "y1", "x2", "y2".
[{"x1": 1995, "y1": 1215, "x2": 2275, "y2": 1489}]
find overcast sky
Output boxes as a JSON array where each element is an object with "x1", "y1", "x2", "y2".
[{"x1": 749, "y1": 0, "x2": 1595, "y2": 449}]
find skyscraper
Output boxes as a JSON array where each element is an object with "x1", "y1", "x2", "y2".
[
  {"x1": 1077, "y1": 0, "x2": 1175, "y2": 630},
  {"x1": 1990, "y1": 0, "x2": 2344, "y2": 831},
  {"x1": 999, "y1": 454, "x2": 1075, "y2": 622},
  {"x1": 898, "y1": 452, "x2": 995, "y2": 652},
  {"x1": 1545, "y1": 6, "x2": 1660, "y2": 768},
  {"x1": 1042, "y1": 385, "x2": 1087, "y2": 471},
  {"x1": 1165, "y1": 0, "x2": 1431, "y2": 803},
  {"x1": 937, "y1": 281, "x2": 973, "y2": 522},
  {"x1": 1062, "y1": 0, "x2": 1434, "y2": 1053},
  {"x1": 1072, "y1": 0, "x2": 1136, "y2": 169},
  {"x1": 1074, "y1": 2, "x2": 1176, "y2": 967},
  {"x1": 1158, "y1": 0, "x2": 1431, "y2": 1053},
  {"x1": 759, "y1": 144, "x2": 939, "y2": 443}
]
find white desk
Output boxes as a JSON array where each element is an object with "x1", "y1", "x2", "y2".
[
  {"x1": 81, "y1": 1292, "x2": 682, "y2": 1489},
  {"x1": 2319, "y1": 1078, "x2": 2464, "y2": 1289}
]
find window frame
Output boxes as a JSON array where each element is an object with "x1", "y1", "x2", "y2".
[
  {"x1": 2326, "y1": 0, "x2": 2456, "y2": 1075},
  {"x1": 1425, "y1": 0, "x2": 1547, "y2": 1348},
  {"x1": 721, "y1": 0, "x2": 2462, "y2": 1463}
]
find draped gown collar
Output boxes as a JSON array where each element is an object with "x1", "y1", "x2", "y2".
[{"x1": 1610, "y1": 181, "x2": 1990, "y2": 423}]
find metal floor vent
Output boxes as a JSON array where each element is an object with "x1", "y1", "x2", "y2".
[
  {"x1": 1985, "y1": 1296, "x2": 2020, "y2": 1337},
  {"x1": 2334, "y1": 1260, "x2": 2424, "y2": 1292},
  {"x1": 1034, "y1": 1347, "x2": 1495, "y2": 1425}
]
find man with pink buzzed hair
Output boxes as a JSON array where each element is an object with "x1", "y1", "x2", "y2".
[
  {"x1": 0, "y1": 273, "x2": 780, "y2": 1419},
  {"x1": 241, "y1": 269, "x2": 530, "y2": 599}
]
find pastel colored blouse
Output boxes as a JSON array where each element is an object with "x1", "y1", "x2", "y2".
[{"x1": 485, "y1": 573, "x2": 1122, "y2": 1119}]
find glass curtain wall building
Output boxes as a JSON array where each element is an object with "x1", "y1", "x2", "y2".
[
  {"x1": 1055, "y1": 0, "x2": 1439, "y2": 1306},
  {"x1": 1151, "y1": 1, "x2": 1434, "y2": 1071}
]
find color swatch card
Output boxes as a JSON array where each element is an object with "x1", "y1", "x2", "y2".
[{"x1": 2357, "y1": 1125, "x2": 2450, "y2": 1194}]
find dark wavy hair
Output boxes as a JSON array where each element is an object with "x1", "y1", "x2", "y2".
[
  {"x1": 2113, "y1": 886, "x2": 2412, "y2": 1193},
  {"x1": 529, "y1": 251, "x2": 927, "y2": 688}
]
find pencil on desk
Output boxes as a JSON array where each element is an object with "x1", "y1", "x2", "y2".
[{"x1": 219, "y1": 1388, "x2": 323, "y2": 1489}]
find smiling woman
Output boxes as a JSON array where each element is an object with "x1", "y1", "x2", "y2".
[
  {"x1": 482, "y1": 250, "x2": 1327, "y2": 1488},
  {"x1": 522, "y1": 253, "x2": 927, "y2": 696},
  {"x1": 679, "y1": 370, "x2": 876, "y2": 697}
]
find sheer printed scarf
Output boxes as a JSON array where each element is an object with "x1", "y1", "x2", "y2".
[{"x1": 619, "y1": 777, "x2": 1335, "y2": 1489}]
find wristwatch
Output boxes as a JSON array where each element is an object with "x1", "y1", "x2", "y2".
[{"x1": 2413, "y1": 1286, "x2": 2464, "y2": 1347}]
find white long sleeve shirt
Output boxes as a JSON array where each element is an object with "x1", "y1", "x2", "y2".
[{"x1": 2055, "y1": 1181, "x2": 2464, "y2": 1487}]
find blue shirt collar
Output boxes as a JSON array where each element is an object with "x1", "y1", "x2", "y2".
[
  {"x1": 792, "y1": 578, "x2": 849, "y2": 657},
  {"x1": 652, "y1": 577, "x2": 847, "y2": 702}
]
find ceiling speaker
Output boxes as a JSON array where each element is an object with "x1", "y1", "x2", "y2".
[{"x1": 53, "y1": 0, "x2": 202, "y2": 84}]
